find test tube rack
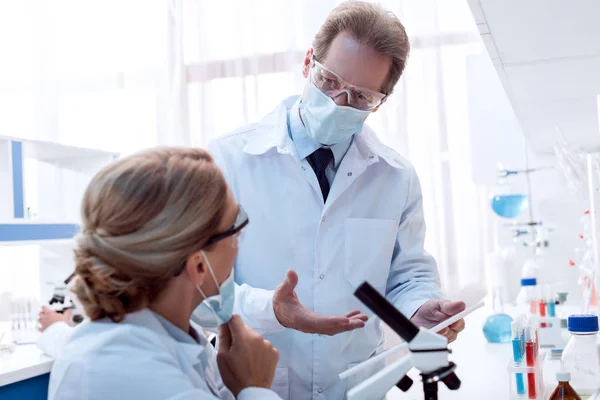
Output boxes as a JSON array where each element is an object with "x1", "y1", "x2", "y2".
[
  {"x1": 507, "y1": 353, "x2": 545, "y2": 400},
  {"x1": 509, "y1": 316, "x2": 544, "y2": 400}
]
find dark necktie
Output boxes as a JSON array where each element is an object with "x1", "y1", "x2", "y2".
[{"x1": 309, "y1": 147, "x2": 334, "y2": 202}]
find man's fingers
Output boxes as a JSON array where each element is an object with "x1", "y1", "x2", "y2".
[
  {"x1": 439, "y1": 300, "x2": 466, "y2": 316},
  {"x1": 347, "y1": 318, "x2": 366, "y2": 330},
  {"x1": 319, "y1": 315, "x2": 349, "y2": 328},
  {"x1": 449, "y1": 319, "x2": 465, "y2": 332},
  {"x1": 318, "y1": 315, "x2": 366, "y2": 335},
  {"x1": 349, "y1": 313, "x2": 369, "y2": 322},
  {"x1": 284, "y1": 269, "x2": 299, "y2": 291},
  {"x1": 345, "y1": 310, "x2": 362, "y2": 318},
  {"x1": 446, "y1": 331, "x2": 458, "y2": 343}
]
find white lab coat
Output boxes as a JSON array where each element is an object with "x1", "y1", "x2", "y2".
[
  {"x1": 208, "y1": 96, "x2": 443, "y2": 400},
  {"x1": 47, "y1": 309, "x2": 282, "y2": 400},
  {"x1": 37, "y1": 321, "x2": 74, "y2": 359}
]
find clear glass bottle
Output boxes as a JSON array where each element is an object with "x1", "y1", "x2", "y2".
[
  {"x1": 518, "y1": 278, "x2": 539, "y2": 315},
  {"x1": 549, "y1": 371, "x2": 582, "y2": 400},
  {"x1": 561, "y1": 315, "x2": 600, "y2": 396}
]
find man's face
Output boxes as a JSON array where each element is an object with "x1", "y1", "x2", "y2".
[{"x1": 302, "y1": 31, "x2": 391, "y2": 109}]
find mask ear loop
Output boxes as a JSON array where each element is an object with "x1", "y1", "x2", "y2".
[{"x1": 196, "y1": 251, "x2": 222, "y2": 305}]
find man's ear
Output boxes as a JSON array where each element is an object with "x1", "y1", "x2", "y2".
[
  {"x1": 371, "y1": 96, "x2": 388, "y2": 113},
  {"x1": 302, "y1": 48, "x2": 313, "y2": 79}
]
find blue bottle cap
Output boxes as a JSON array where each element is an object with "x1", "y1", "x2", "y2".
[
  {"x1": 520, "y1": 278, "x2": 537, "y2": 286},
  {"x1": 567, "y1": 314, "x2": 599, "y2": 333}
]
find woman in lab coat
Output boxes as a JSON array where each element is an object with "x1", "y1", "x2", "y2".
[{"x1": 48, "y1": 148, "x2": 282, "y2": 400}]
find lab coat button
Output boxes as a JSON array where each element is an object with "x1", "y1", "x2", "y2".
[
  {"x1": 347, "y1": 172, "x2": 352, "y2": 176},
  {"x1": 321, "y1": 216, "x2": 326, "y2": 222},
  {"x1": 319, "y1": 274, "x2": 324, "y2": 279},
  {"x1": 369, "y1": 155, "x2": 375, "y2": 159},
  {"x1": 317, "y1": 388, "x2": 323, "y2": 393},
  {"x1": 301, "y1": 166, "x2": 306, "y2": 171}
]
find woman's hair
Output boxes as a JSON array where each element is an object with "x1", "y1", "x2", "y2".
[{"x1": 72, "y1": 147, "x2": 229, "y2": 322}]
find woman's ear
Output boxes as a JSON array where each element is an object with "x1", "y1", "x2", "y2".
[{"x1": 184, "y1": 251, "x2": 206, "y2": 286}]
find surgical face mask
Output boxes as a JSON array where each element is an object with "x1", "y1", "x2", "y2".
[
  {"x1": 191, "y1": 251, "x2": 235, "y2": 326},
  {"x1": 299, "y1": 81, "x2": 371, "y2": 146}
]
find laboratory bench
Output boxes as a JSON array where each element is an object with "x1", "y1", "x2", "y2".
[
  {"x1": 386, "y1": 303, "x2": 570, "y2": 400},
  {"x1": 0, "y1": 305, "x2": 594, "y2": 400},
  {"x1": 0, "y1": 343, "x2": 52, "y2": 399}
]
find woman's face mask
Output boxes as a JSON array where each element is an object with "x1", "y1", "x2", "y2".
[{"x1": 191, "y1": 251, "x2": 235, "y2": 326}]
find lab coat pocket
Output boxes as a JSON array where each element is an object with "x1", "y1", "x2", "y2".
[
  {"x1": 344, "y1": 218, "x2": 397, "y2": 290},
  {"x1": 270, "y1": 367, "x2": 289, "y2": 399},
  {"x1": 344, "y1": 358, "x2": 387, "y2": 400}
]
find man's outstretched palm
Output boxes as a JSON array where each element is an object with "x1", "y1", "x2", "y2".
[{"x1": 273, "y1": 270, "x2": 368, "y2": 336}]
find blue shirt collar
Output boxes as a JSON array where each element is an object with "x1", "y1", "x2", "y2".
[{"x1": 288, "y1": 99, "x2": 353, "y2": 169}]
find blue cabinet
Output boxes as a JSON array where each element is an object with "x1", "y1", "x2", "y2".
[{"x1": 0, "y1": 373, "x2": 49, "y2": 400}]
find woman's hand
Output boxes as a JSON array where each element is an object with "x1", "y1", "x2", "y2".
[
  {"x1": 216, "y1": 315, "x2": 279, "y2": 397},
  {"x1": 38, "y1": 306, "x2": 72, "y2": 332}
]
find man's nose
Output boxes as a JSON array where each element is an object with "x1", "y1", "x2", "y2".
[{"x1": 332, "y1": 90, "x2": 350, "y2": 107}]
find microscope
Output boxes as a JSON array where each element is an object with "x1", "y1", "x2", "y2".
[
  {"x1": 48, "y1": 272, "x2": 84, "y2": 325},
  {"x1": 343, "y1": 282, "x2": 462, "y2": 400}
]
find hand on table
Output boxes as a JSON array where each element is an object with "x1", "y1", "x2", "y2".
[
  {"x1": 410, "y1": 299, "x2": 466, "y2": 343},
  {"x1": 273, "y1": 270, "x2": 368, "y2": 336},
  {"x1": 38, "y1": 306, "x2": 72, "y2": 332}
]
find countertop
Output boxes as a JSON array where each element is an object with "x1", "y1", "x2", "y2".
[{"x1": 0, "y1": 343, "x2": 52, "y2": 387}]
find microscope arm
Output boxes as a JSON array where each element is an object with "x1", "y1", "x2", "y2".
[
  {"x1": 342, "y1": 282, "x2": 458, "y2": 400},
  {"x1": 340, "y1": 299, "x2": 484, "y2": 380},
  {"x1": 347, "y1": 353, "x2": 414, "y2": 400}
]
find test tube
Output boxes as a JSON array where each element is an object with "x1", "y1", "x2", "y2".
[
  {"x1": 539, "y1": 299, "x2": 547, "y2": 328},
  {"x1": 548, "y1": 294, "x2": 556, "y2": 317},
  {"x1": 511, "y1": 321, "x2": 525, "y2": 396},
  {"x1": 525, "y1": 325, "x2": 537, "y2": 399},
  {"x1": 546, "y1": 287, "x2": 556, "y2": 318}
]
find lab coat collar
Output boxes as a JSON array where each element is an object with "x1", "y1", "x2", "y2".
[
  {"x1": 242, "y1": 96, "x2": 297, "y2": 156},
  {"x1": 243, "y1": 95, "x2": 404, "y2": 169},
  {"x1": 124, "y1": 309, "x2": 205, "y2": 367}
]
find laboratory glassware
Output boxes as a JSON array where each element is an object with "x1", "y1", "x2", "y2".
[
  {"x1": 549, "y1": 371, "x2": 582, "y2": 400},
  {"x1": 561, "y1": 315, "x2": 600, "y2": 397}
]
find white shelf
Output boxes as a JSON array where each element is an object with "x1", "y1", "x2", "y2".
[
  {"x1": 0, "y1": 135, "x2": 118, "y2": 163},
  {"x1": 0, "y1": 219, "x2": 79, "y2": 225},
  {"x1": 0, "y1": 221, "x2": 79, "y2": 243},
  {"x1": 0, "y1": 238, "x2": 74, "y2": 247}
]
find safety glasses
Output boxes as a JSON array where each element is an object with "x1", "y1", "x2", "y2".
[
  {"x1": 173, "y1": 205, "x2": 249, "y2": 276},
  {"x1": 310, "y1": 58, "x2": 387, "y2": 111},
  {"x1": 205, "y1": 204, "x2": 249, "y2": 247}
]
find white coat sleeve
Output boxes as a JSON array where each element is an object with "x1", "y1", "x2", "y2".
[
  {"x1": 49, "y1": 333, "x2": 283, "y2": 400},
  {"x1": 386, "y1": 166, "x2": 444, "y2": 319},
  {"x1": 37, "y1": 321, "x2": 74, "y2": 359},
  {"x1": 208, "y1": 140, "x2": 285, "y2": 336}
]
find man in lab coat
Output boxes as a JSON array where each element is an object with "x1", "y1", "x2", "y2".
[{"x1": 208, "y1": 2, "x2": 466, "y2": 399}]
